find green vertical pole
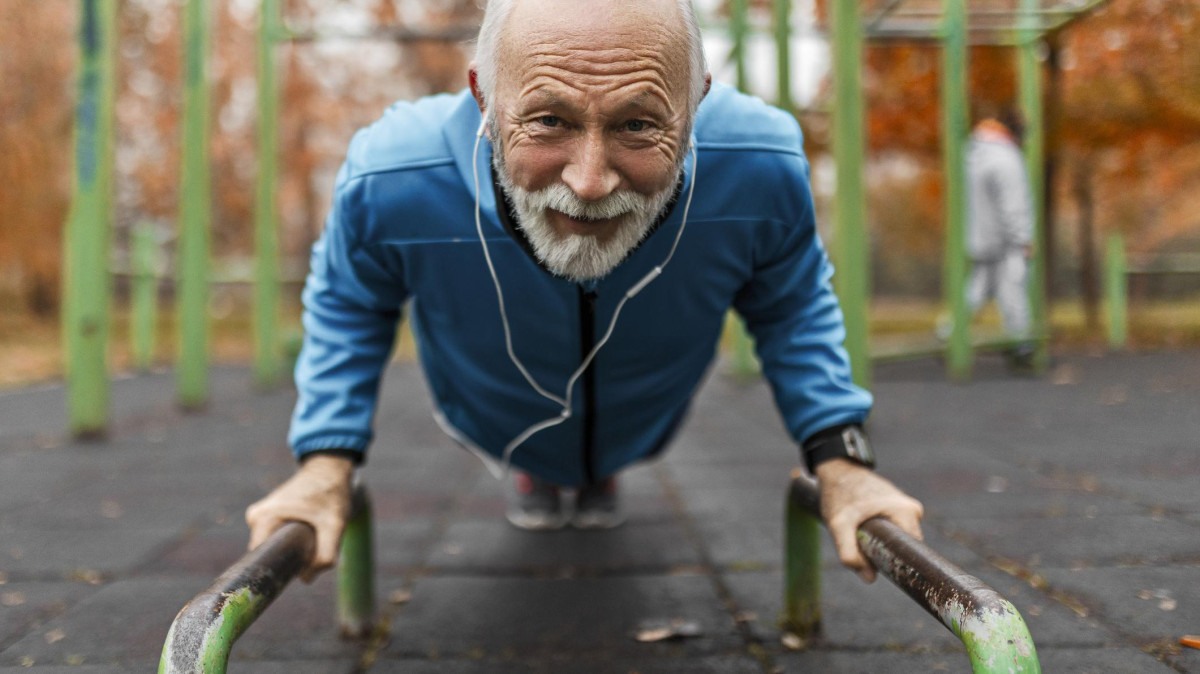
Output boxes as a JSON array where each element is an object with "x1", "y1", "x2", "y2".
[
  {"x1": 774, "y1": 0, "x2": 793, "y2": 113},
  {"x1": 254, "y1": 0, "x2": 282, "y2": 387},
  {"x1": 730, "y1": 0, "x2": 749, "y2": 93},
  {"x1": 337, "y1": 488, "x2": 376, "y2": 639},
  {"x1": 63, "y1": 0, "x2": 117, "y2": 437},
  {"x1": 131, "y1": 223, "x2": 158, "y2": 371},
  {"x1": 783, "y1": 481, "x2": 821, "y2": 638},
  {"x1": 941, "y1": 0, "x2": 971, "y2": 380},
  {"x1": 831, "y1": 0, "x2": 870, "y2": 388},
  {"x1": 178, "y1": 0, "x2": 212, "y2": 409},
  {"x1": 1105, "y1": 232, "x2": 1127, "y2": 349},
  {"x1": 727, "y1": 0, "x2": 756, "y2": 378},
  {"x1": 1018, "y1": 0, "x2": 1049, "y2": 372}
]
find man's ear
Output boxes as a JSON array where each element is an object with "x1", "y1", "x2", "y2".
[
  {"x1": 701, "y1": 73, "x2": 712, "y2": 100},
  {"x1": 468, "y1": 65, "x2": 492, "y2": 139}
]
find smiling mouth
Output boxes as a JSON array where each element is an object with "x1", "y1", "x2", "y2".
[{"x1": 551, "y1": 209, "x2": 620, "y2": 229}]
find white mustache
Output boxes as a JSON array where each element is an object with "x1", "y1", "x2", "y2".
[{"x1": 527, "y1": 183, "x2": 644, "y2": 221}]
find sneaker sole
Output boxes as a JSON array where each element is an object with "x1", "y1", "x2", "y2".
[{"x1": 506, "y1": 511, "x2": 569, "y2": 531}]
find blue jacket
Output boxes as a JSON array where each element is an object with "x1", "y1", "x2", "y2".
[{"x1": 289, "y1": 83, "x2": 871, "y2": 486}]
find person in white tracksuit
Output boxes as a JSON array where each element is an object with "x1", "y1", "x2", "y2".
[{"x1": 965, "y1": 111, "x2": 1035, "y2": 364}]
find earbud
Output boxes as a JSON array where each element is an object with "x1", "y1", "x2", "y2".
[{"x1": 476, "y1": 116, "x2": 488, "y2": 138}]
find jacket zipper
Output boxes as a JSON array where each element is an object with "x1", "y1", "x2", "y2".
[{"x1": 578, "y1": 286, "x2": 598, "y2": 485}]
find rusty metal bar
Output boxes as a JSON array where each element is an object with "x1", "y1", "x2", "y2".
[
  {"x1": 785, "y1": 473, "x2": 1041, "y2": 673},
  {"x1": 159, "y1": 484, "x2": 374, "y2": 673}
]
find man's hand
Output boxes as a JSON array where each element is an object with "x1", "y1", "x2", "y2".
[
  {"x1": 815, "y1": 458, "x2": 924, "y2": 583},
  {"x1": 245, "y1": 455, "x2": 355, "y2": 582}
]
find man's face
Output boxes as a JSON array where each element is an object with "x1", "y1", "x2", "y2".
[{"x1": 484, "y1": 0, "x2": 692, "y2": 282}]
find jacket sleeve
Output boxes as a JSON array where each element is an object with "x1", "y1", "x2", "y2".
[
  {"x1": 992, "y1": 148, "x2": 1034, "y2": 249},
  {"x1": 287, "y1": 158, "x2": 409, "y2": 462},
  {"x1": 732, "y1": 153, "x2": 873, "y2": 447}
]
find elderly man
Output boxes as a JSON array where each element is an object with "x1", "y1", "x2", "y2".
[{"x1": 247, "y1": 0, "x2": 923, "y2": 584}]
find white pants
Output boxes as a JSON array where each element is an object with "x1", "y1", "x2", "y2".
[{"x1": 967, "y1": 251, "x2": 1030, "y2": 338}]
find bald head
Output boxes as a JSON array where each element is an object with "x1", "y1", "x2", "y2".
[{"x1": 474, "y1": 0, "x2": 708, "y2": 117}]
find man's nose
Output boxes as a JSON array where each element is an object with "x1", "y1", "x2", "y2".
[{"x1": 561, "y1": 133, "x2": 620, "y2": 202}]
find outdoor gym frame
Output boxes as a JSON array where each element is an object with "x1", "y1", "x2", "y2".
[
  {"x1": 61, "y1": 0, "x2": 1108, "y2": 435},
  {"x1": 159, "y1": 475, "x2": 1039, "y2": 673}
]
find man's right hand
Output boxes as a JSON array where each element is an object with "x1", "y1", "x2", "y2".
[{"x1": 245, "y1": 454, "x2": 355, "y2": 582}]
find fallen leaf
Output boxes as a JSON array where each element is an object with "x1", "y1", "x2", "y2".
[
  {"x1": 1051, "y1": 364, "x2": 1079, "y2": 386},
  {"x1": 1, "y1": 591, "x2": 26, "y2": 607},
  {"x1": 66, "y1": 654, "x2": 85, "y2": 665},
  {"x1": 1180, "y1": 635, "x2": 1200, "y2": 650},
  {"x1": 781, "y1": 632, "x2": 806, "y2": 651},
  {"x1": 734, "y1": 611, "x2": 757, "y2": 623},
  {"x1": 100, "y1": 500, "x2": 123, "y2": 519},
  {"x1": 984, "y1": 476, "x2": 1008, "y2": 493},
  {"x1": 388, "y1": 589, "x2": 413, "y2": 605},
  {"x1": 634, "y1": 618, "x2": 703, "y2": 643},
  {"x1": 1160, "y1": 598, "x2": 1178, "y2": 612},
  {"x1": 0, "y1": 571, "x2": 8, "y2": 585},
  {"x1": 44, "y1": 629, "x2": 65, "y2": 645}
]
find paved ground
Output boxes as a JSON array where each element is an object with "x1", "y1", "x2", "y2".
[{"x1": 0, "y1": 350, "x2": 1197, "y2": 673}]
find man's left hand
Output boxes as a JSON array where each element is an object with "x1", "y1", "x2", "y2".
[{"x1": 815, "y1": 458, "x2": 924, "y2": 583}]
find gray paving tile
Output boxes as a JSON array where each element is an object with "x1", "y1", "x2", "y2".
[
  {"x1": 0, "y1": 578, "x2": 206, "y2": 666},
  {"x1": 0, "y1": 665, "x2": 156, "y2": 673},
  {"x1": 774, "y1": 650, "x2": 971, "y2": 673},
  {"x1": 428, "y1": 519, "x2": 701, "y2": 574},
  {"x1": 1035, "y1": 647, "x2": 1180, "y2": 673},
  {"x1": 370, "y1": 654, "x2": 763, "y2": 673},
  {"x1": 0, "y1": 526, "x2": 187, "y2": 577},
  {"x1": 1039, "y1": 566, "x2": 1200, "y2": 648},
  {"x1": 380, "y1": 575, "x2": 739, "y2": 660},
  {"x1": 0, "y1": 582, "x2": 96, "y2": 653},
  {"x1": 939, "y1": 515, "x2": 1200, "y2": 569},
  {"x1": 1099, "y1": 476, "x2": 1200, "y2": 512}
]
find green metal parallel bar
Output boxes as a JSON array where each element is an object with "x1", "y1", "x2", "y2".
[
  {"x1": 177, "y1": 0, "x2": 212, "y2": 409},
  {"x1": 729, "y1": 0, "x2": 749, "y2": 93},
  {"x1": 63, "y1": 0, "x2": 117, "y2": 437},
  {"x1": 337, "y1": 486, "x2": 376, "y2": 638},
  {"x1": 1018, "y1": 0, "x2": 1049, "y2": 373},
  {"x1": 831, "y1": 0, "x2": 871, "y2": 388},
  {"x1": 159, "y1": 484, "x2": 376, "y2": 673},
  {"x1": 131, "y1": 223, "x2": 159, "y2": 371},
  {"x1": 1105, "y1": 232, "x2": 1127, "y2": 349},
  {"x1": 941, "y1": 0, "x2": 972, "y2": 380},
  {"x1": 254, "y1": 0, "x2": 283, "y2": 388},
  {"x1": 773, "y1": 0, "x2": 792, "y2": 113},
  {"x1": 783, "y1": 472, "x2": 821, "y2": 638},
  {"x1": 785, "y1": 474, "x2": 1041, "y2": 672}
]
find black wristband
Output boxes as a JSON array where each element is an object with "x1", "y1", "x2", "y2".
[
  {"x1": 802, "y1": 424, "x2": 875, "y2": 473},
  {"x1": 300, "y1": 449, "x2": 364, "y2": 466}
]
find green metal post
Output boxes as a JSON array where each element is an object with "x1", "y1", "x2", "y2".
[
  {"x1": 1105, "y1": 232, "x2": 1127, "y2": 349},
  {"x1": 337, "y1": 487, "x2": 376, "y2": 639},
  {"x1": 831, "y1": 0, "x2": 871, "y2": 388},
  {"x1": 726, "y1": 0, "x2": 757, "y2": 380},
  {"x1": 254, "y1": 0, "x2": 282, "y2": 388},
  {"x1": 783, "y1": 477, "x2": 821, "y2": 639},
  {"x1": 1018, "y1": 0, "x2": 1049, "y2": 372},
  {"x1": 730, "y1": 0, "x2": 749, "y2": 93},
  {"x1": 63, "y1": 0, "x2": 117, "y2": 437},
  {"x1": 178, "y1": 0, "x2": 212, "y2": 409},
  {"x1": 131, "y1": 223, "x2": 159, "y2": 371},
  {"x1": 773, "y1": 0, "x2": 793, "y2": 113},
  {"x1": 941, "y1": 0, "x2": 972, "y2": 380}
]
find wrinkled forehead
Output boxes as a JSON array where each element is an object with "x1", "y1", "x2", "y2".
[{"x1": 496, "y1": 0, "x2": 691, "y2": 97}]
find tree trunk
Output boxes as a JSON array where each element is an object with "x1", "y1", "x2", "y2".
[
  {"x1": 1072, "y1": 159, "x2": 1100, "y2": 332},
  {"x1": 1043, "y1": 36, "x2": 1061, "y2": 301}
]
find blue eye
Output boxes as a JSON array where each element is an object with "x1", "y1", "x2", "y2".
[
  {"x1": 539, "y1": 116, "x2": 561, "y2": 127},
  {"x1": 624, "y1": 120, "x2": 648, "y2": 132}
]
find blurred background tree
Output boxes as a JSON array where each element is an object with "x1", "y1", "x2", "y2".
[{"x1": 0, "y1": 0, "x2": 1197, "y2": 382}]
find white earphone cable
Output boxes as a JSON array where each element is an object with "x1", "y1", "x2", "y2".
[{"x1": 470, "y1": 117, "x2": 699, "y2": 475}]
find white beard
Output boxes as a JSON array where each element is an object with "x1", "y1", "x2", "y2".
[{"x1": 494, "y1": 155, "x2": 678, "y2": 283}]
